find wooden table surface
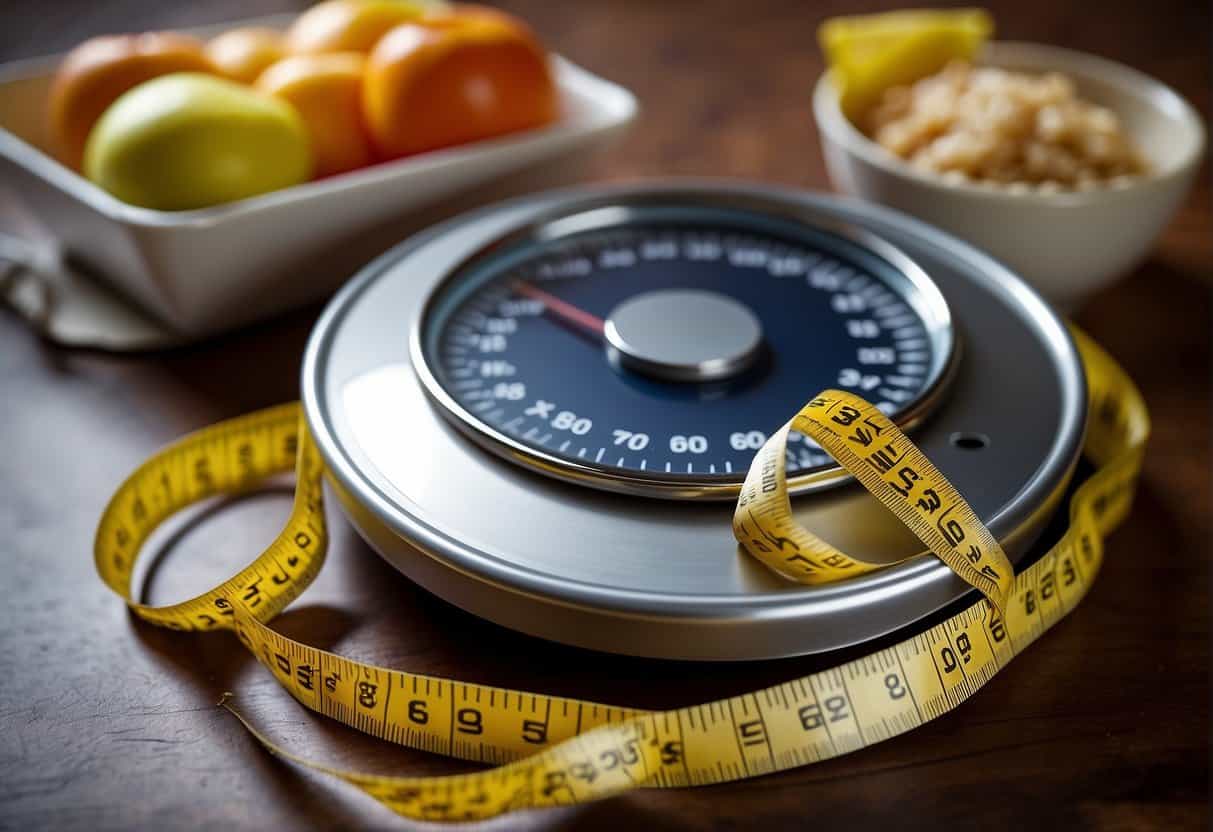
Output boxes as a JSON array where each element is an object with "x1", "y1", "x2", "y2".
[{"x1": 1, "y1": 1, "x2": 1209, "y2": 829}]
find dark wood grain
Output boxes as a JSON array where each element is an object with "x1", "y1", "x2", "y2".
[{"x1": 1, "y1": 1, "x2": 1209, "y2": 830}]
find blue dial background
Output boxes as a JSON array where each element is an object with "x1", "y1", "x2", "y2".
[{"x1": 424, "y1": 206, "x2": 940, "y2": 480}]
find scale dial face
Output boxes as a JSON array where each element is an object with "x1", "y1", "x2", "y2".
[{"x1": 414, "y1": 203, "x2": 955, "y2": 499}]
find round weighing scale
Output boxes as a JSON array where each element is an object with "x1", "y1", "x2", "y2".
[{"x1": 301, "y1": 182, "x2": 1086, "y2": 661}]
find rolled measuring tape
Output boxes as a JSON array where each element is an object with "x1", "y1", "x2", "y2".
[{"x1": 95, "y1": 184, "x2": 1148, "y2": 822}]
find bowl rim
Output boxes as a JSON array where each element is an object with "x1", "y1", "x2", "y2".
[{"x1": 812, "y1": 40, "x2": 1207, "y2": 206}]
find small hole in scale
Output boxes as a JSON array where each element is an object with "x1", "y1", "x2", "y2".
[{"x1": 949, "y1": 432, "x2": 990, "y2": 451}]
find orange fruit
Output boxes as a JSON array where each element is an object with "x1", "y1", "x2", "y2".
[
  {"x1": 256, "y1": 52, "x2": 375, "y2": 177},
  {"x1": 284, "y1": 0, "x2": 433, "y2": 54},
  {"x1": 420, "y1": 3, "x2": 524, "y2": 31},
  {"x1": 204, "y1": 27, "x2": 286, "y2": 84},
  {"x1": 48, "y1": 32, "x2": 216, "y2": 169},
  {"x1": 362, "y1": 10, "x2": 557, "y2": 158}
]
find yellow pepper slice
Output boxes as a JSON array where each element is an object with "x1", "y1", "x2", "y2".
[{"x1": 819, "y1": 8, "x2": 994, "y2": 122}]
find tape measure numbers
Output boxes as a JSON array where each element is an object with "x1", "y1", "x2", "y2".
[{"x1": 95, "y1": 327, "x2": 1147, "y2": 822}]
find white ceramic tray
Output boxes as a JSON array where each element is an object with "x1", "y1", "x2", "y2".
[{"x1": 0, "y1": 15, "x2": 637, "y2": 340}]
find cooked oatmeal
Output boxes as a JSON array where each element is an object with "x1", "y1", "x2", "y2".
[{"x1": 862, "y1": 60, "x2": 1148, "y2": 190}]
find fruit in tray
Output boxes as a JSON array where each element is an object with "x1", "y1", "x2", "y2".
[
  {"x1": 363, "y1": 9, "x2": 557, "y2": 157},
  {"x1": 285, "y1": 0, "x2": 433, "y2": 54},
  {"x1": 83, "y1": 74, "x2": 312, "y2": 210},
  {"x1": 47, "y1": 1, "x2": 558, "y2": 210},
  {"x1": 204, "y1": 27, "x2": 287, "y2": 84},
  {"x1": 48, "y1": 32, "x2": 217, "y2": 169},
  {"x1": 256, "y1": 52, "x2": 374, "y2": 177}
]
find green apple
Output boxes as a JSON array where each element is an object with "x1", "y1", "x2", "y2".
[{"x1": 83, "y1": 72, "x2": 313, "y2": 210}]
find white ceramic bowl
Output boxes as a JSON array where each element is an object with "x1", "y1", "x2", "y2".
[
  {"x1": 0, "y1": 15, "x2": 637, "y2": 337},
  {"x1": 812, "y1": 42, "x2": 1205, "y2": 307}
]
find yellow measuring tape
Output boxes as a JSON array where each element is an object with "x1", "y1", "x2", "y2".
[{"x1": 95, "y1": 327, "x2": 1147, "y2": 822}]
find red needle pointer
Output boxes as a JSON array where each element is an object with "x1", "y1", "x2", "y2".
[{"x1": 512, "y1": 280, "x2": 606, "y2": 337}]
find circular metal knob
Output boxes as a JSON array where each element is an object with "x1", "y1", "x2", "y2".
[{"x1": 603, "y1": 289, "x2": 763, "y2": 382}]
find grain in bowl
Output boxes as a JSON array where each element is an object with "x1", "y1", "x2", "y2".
[{"x1": 861, "y1": 60, "x2": 1148, "y2": 191}]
